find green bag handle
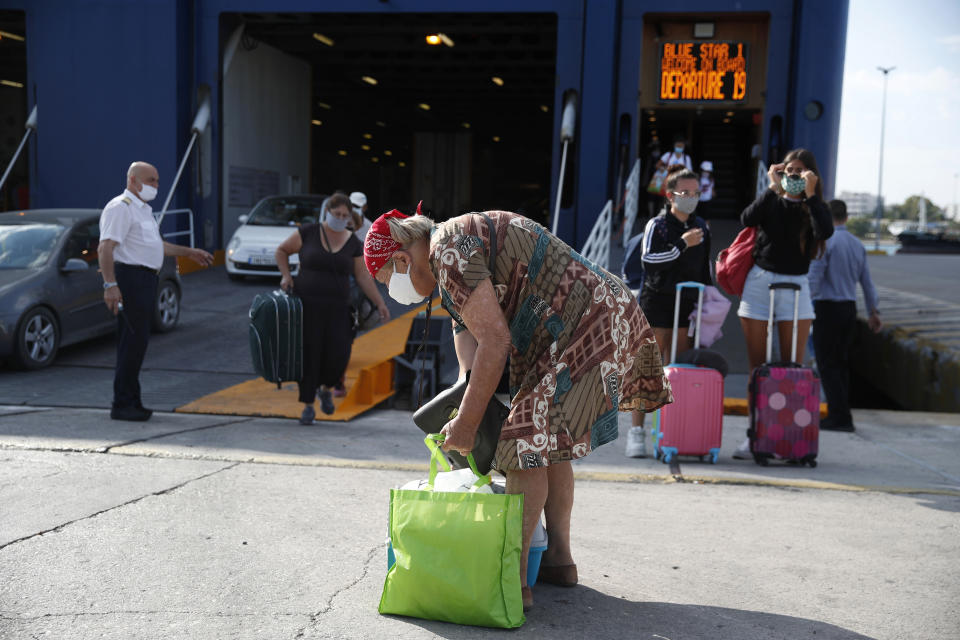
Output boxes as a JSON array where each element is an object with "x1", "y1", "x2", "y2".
[{"x1": 424, "y1": 434, "x2": 493, "y2": 492}]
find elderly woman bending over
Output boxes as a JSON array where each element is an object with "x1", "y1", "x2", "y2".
[{"x1": 363, "y1": 209, "x2": 672, "y2": 611}]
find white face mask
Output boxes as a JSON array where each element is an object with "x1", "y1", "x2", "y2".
[
  {"x1": 673, "y1": 195, "x2": 699, "y2": 215},
  {"x1": 388, "y1": 263, "x2": 426, "y2": 305},
  {"x1": 325, "y1": 214, "x2": 349, "y2": 232},
  {"x1": 139, "y1": 183, "x2": 157, "y2": 202}
]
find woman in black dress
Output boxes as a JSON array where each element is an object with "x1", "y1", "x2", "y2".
[{"x1": 275, "y1": 193, "x2": 390, "y2": 424}]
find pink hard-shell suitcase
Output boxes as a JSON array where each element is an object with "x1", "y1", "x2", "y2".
[
  {"x1": 748, "y1": 283, "x2": 820, "y2": 467},
  {"x1": 654, "y1": 282, "x2": 725, "y2": 464}
]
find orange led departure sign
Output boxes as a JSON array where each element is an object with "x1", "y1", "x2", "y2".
[{"x1": 659, "y1": 41, "x2": 748, "y2": 102}]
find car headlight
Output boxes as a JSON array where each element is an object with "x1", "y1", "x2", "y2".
[{"x1": 227, "y1": 236, "x2": 242, "y2": 255}]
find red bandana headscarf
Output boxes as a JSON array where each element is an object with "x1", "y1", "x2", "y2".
[
  {"x1": 363, "y1": 209, "x2": 408, "y2": 277},
  {"x1": 363, "y1": 202, "x2": 425, "y2": 277}
]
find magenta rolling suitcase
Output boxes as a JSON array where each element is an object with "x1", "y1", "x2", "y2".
[
  {"x1": 748, "y1": 283, "x2": 820, "y2": 467},
  {"x1": 654, "y1": 282, "x2": 724, "y2": 464}
]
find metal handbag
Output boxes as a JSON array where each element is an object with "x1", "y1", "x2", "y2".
[{"x1": 410, "y1": 213, "x2": 507, "y2": 475}]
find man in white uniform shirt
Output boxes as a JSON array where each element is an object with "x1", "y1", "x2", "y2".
[
  {"x1": 659, "y1": 135, "x2": 693, "y2": 171},
  {"x1": 98, "y1": 161, "x2": 213, "y2": 421}
]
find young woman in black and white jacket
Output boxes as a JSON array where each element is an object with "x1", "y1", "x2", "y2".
[
  {"x1": 625, "y1": 168, "x2": 712, "y2": 458},
  {"x1": 638, "y1": 168, "x2": 713, "y2": 352}
]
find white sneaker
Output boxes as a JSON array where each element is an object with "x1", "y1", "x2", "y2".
[
  {"x1": 625, "y1": 426, "x2": 648, "y2": 458},
  {"x1": 732, "y1": 437, "x2": 752, "y2": 460}
]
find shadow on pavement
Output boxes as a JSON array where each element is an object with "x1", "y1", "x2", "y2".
[
  {"x1": 910, "y1": 494, "x2": 960, "y2": 514},
  {"x1": 391, "y1": 585, "x2": 876, "y2": 639}
]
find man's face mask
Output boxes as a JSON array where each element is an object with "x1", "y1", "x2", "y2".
[
  {"x1": 139, "y1": 182, "x2": 158, "y2": 202},
  {"x1": 781, "y1": 174, "x2": 806, "y2": 196},
  {"x1": 388, "y1": 262, "x2": 426, "y2": 305}
]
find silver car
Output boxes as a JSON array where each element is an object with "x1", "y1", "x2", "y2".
[
  {"x1": 0, "y1": 209, "x2": 182, "y2": 369},
  {"x1": 224, "y1": 194, "x2": 329, "y2": 280}
]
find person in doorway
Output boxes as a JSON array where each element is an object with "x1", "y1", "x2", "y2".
[
  {"x1": 349, "y1": 191, "x2": 372, "y2": 242},
  {"x1": 733, "y1": 148, "x2": 833, "y2": 458},
  {"x1": 698, "y1": 160, "x2": 716, "y2": 218},
  {"x1": 99, "y1": 162, "x2": 214, "y2": 421},
  {"x1": 363, "y1": 207, "x2": 672, "y2": 610},
  {"x1": 660, "y1": 135, "x2": 693, "y2": 171},
  {"x1": 807, "y1": 199, "x2": 882, "y2": 432},
  {"x1": 276, "y1": 192, "x2": 390, "y2": 424},
  {"x1": 626, "y1": 169, "x2": 712, "y2": 458}
]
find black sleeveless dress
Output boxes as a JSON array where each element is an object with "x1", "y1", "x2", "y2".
[{"x1": 293, "y1": 223, "x2": 362, "y2": 403}]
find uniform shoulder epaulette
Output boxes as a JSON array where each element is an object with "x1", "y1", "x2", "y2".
[{"x1": 121, "y1": 197, "x2": 132, "y2": 205}]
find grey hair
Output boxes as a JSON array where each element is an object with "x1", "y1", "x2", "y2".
[
  {"x1": 379, "y1": 214, "x2": 433, "y2": 275},
  {"x1": 386, "y1": 214, "x2": 433, "y2": 245}
]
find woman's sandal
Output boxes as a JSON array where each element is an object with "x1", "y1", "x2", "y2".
[
  {"x1": 521, "y1": 586, "x2": 534, "y2": 611},
  {"x1": 537, "y1": 563, "x2": 578, "y2": 587}
]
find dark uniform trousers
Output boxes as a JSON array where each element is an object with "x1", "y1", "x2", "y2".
[
  {"x1": 114, "y1": 263, "x2": 158, "y2": 409},
  {"x1": 812, "y1": 300, "x2": 857, "y2": 425}
]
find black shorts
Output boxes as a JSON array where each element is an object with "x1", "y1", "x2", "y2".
[{"x1": 639, "y1": 290, "x2": 696, "y2": 330}]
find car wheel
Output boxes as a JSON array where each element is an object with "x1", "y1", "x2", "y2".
[
  {"x1": 153, "y1": 279, "x2": 181, "y2": 333},
  {"x1": 16, "y1": 307, "x2": 59, "y2": 370}
]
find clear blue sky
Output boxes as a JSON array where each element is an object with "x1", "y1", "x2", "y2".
[{"x1": 835, "y1": 0, "x2": 960, "y2": 214}]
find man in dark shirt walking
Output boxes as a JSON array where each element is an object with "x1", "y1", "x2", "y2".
[{"x1": 808, "y1": 199, "x2": 883, "y2": 432}]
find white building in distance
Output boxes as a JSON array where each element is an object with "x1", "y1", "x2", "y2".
[{"x1": 837, "y1": 191, "x2": 879, "y2": 217}]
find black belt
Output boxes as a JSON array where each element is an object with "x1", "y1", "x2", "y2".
[{"x1": 116, "y1": 262, "x2": 160, "y2": 275}]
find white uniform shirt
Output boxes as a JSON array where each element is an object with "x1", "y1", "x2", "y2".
[
  {"x1": 659, "y1": 150, "x2": 693, "y2": 171},
  {"x1": 100, "y1": 188, "x2": 164, "y2": 270}
]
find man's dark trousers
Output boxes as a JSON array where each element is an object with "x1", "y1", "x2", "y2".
[
  {"x1": 812, "y1": 300, "x2": 857, "y2": 426},
  {"x1": 114, "y1": 264, "x2": 158, "y2": 409}
]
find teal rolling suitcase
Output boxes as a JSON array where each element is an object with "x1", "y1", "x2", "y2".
[{"x1": 249, "y1": 290, "x2": 303, "y2": 388}]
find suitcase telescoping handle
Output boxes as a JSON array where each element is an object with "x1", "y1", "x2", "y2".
[
  {"x1": 766, "y1": 282, "x2": 801, "y2": 365},
  {"x1": 671, "y1": 281, "x2": 705, "y2": 364}
]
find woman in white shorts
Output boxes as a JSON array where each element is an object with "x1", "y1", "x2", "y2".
[
  {"x1": 733, "y1": 149, "x2": 833, "y2": 458},
  {"x1": 738, "y1": 148, "x2": 833, "y2": 371}
]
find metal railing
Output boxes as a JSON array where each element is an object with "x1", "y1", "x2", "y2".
[
  {"x1": 579, "y1": 199, "x2": 613, "y2": 270},
  {"x1": 756, "y1": 161, "x2": 770, "y2": 199},
  {"x1": 156, "y1": 208, "x2": 195, "y2": 248},
  {"x1": 621, "y1": 159, "x2": 641, "y2": 248}
]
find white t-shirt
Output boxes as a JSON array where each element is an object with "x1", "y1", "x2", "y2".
[
  {"x1": 354, "y1": 217, "x2": 372, "y2": 242},
  {"x1": 99, "y1": 188, "x2": 164, "y2": 270},
  {"x1": 700, "y1": 175, "x2": 715, "y2": 201},
  {"x1": 660, "y1": 150, "x2": 693, "y2": 171}
]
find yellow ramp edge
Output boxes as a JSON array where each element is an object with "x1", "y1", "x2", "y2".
[
  {"x1": 176, "y1": 302, "x2": 448, "y2": 421},
  {"x1": 724, "y1": 397, "x2": 827, "y2": 418}
]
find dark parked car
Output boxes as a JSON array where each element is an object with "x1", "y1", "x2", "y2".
[{"x1": 0, "y1": 209, "x2": 182, "y2": 369}]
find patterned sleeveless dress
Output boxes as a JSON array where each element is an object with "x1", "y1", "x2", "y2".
[{"x1": 429, "y1": 211, "x2": 672, "y2": 472}]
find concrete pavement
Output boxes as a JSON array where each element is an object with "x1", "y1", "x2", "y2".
[{"x1": 1, "y1": 404, "x2": 958, "y2": 639}]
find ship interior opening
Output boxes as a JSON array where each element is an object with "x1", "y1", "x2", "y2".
[
  {"x1": 0, "y1": 10, "x2": 28, "y2": 211},
  {"x1": 639, "y1": 106, "x2": 763, "y2": 220},
  {"x1": 220, "y1": 12, "x2": 558, "y2": 238}
]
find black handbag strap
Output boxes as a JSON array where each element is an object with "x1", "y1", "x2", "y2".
[
  {"x1": 481, "y1": 212, "x2": 497, "y2": 274},
  {"x1": 416, "y1": 213, "x2": 497, "y2": 409}
]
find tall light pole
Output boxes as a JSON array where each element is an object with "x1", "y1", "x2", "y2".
[
  {"x1": 953, "y1": 172, "x2": 958, "y2": 221},
  {"x1": 875, "y1": 66, "x2": 895, "y2": 251}
]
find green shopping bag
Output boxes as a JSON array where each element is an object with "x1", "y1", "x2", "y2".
[{"x1": 379, "y1": 434, "x2": 526, "y2": 628}]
